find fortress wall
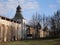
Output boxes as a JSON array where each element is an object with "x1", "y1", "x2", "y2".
[{"x1": 0, "y1": 17, "x2": 21, "y2": 42}]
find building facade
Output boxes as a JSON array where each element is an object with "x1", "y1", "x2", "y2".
[{"x1": 26, "y1": 24, "x2": 49, "y2": 39}]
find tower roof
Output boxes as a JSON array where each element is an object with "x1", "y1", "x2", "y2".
[
  {"x1": 17, "y1": 5, "x2": 21, "y2": 10},
  {"x1": 12, "y1": 5, "x2": 23, "y2": 21}
]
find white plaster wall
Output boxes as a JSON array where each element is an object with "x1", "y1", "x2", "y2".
[
  {"x1": 22, "y1": 19, "x2": 27, "y2": 39},
  {"x1": 0, "y1": 18, "x2": 11, "y2": 26},
  {"x1": 40, "y1": 29, "x2": 44, "y2": 38},
  {"x1": 17, "y1": 24, "x2": 22, "y2": 40},
  {"x1": 0, "y1": 18, "x2": 22, "y2": 40}
]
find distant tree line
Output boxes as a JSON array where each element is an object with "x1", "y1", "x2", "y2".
[
  {"x1": 29, "y1": 10, "x2": 60, "y2": 37},
  {"x1": 50, "y1": 10, "x2": 60, "y2": 37}
]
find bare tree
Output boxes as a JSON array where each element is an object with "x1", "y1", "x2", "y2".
[
  {"x1": 50, "y1": 10, "x2": 60, "y2": 37},
  {"x1": 29, "y1": 13, "x2": 42, "y2": 39},
  {"x1": 29, "y1": 13, "x2": 42, "y2": 27}
]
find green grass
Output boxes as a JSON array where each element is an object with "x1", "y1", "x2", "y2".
[{"x1": 0, "y1": 38, "x2": 60, "y2": 45}]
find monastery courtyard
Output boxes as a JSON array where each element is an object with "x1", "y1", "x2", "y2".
[{"x1": 0, "y1": 38, "x2": 60, "y2": 45}]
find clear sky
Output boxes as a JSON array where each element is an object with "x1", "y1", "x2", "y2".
[{"x1": 0, "y1": 0, "x2": 60, "y2": 21}]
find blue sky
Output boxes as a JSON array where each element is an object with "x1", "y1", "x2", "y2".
[{"x1": 0, "y1": 0, "x2": 60, "y2": 21}]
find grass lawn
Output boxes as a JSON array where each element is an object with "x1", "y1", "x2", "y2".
[{"x1": 0, "y1": 38, "x2": 60, "y2": 45}]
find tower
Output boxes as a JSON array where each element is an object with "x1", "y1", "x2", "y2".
[
  {"x1": 13, "y1": 4, "x2": 23, "y2": 23},
  {"x1": 12, "y1": 1, "x2": 24, "y2": 40}
]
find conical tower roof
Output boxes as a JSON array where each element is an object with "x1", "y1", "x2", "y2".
[{"x1": 13, "y1": 5, "x2": 23, "y2": 21}]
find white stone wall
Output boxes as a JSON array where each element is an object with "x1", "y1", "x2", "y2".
[
  {"x1": 17, "y1": 24, "x2": 22, "y2": 40},
  {"x1": 22, "y1": 19, "x2": 27, "y2": 39},
  {"x1": 39, "y1": 29, "x2": 49, "y2": 38},
  {"x1": 0, "y1": 17, "x2": 22, "y2": 42},
  {"x1": 0, "y1": 19, "x2": 11, "y2": 26},
  {"x1": 40, "y1": 29, "x2": 44, "y2": 38}
]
